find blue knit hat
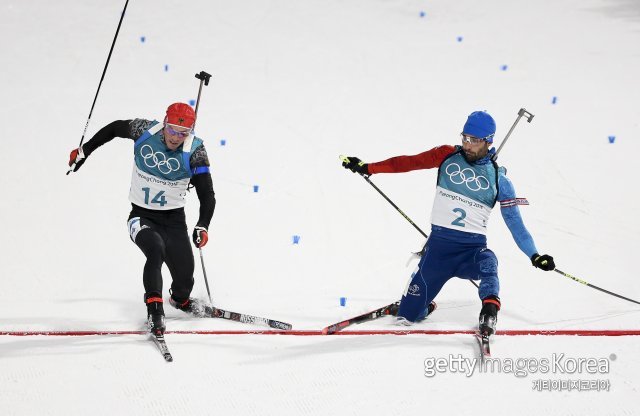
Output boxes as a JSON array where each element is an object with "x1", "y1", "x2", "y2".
[{"x1": 463, "y1": 111, "x2": 496, "y2": 143}]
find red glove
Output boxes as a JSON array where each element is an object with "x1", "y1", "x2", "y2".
[
  {"x1": 68, "y1": 147, "x2": 86, "y2": 172},
  {"x1": 192, "y1": 226, "x2": 209, "y2": 248}
]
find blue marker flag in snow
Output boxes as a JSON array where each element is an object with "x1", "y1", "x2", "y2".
[
  {"x1": 140, "y1": 36, "x2": 145, "y2": 43},
  {"x1": 164, "y1": 64, "x2": 169, "y2": 72},
  {"x1": 609, "y1": 136, "x2": 616, "y2": 144},
  {"x1": 220, "y1": 139, "x2": 226, "y2": 146},
  {"x1": 253, "y1": 185, "x2": 259, "y2": 193},
  {"x1": 340, "y1": 297, "x2": 347, "y2": 307},
  {"x1": 457, "y1": 36, "x2": 463, "y2": 42},
  {"x1": 420, "y1": 11, "x2": 426, "y2": 18},
  {"x1": 552, "y1": 96, "x2": 558, "y2": 104},
  {"x1": 189, "y1": 99, "x2": 196, "y2": 106},
  {"x1": 501, "y1": 65, "x2": 508, "y2": 71},
  {"x1": 293, "y1": 235, "x2": 300, "y2": 244}
]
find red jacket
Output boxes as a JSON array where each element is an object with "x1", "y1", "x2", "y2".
[{"x1": 367, "y1": 145, "x2": 456, "y2": 174}]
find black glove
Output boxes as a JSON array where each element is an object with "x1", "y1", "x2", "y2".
[
  {"x1": 342, "y1": 156, "x2": 369, "y2": 175},
  {"x1": 531, "y1": 253, "x2": 555, "y2": 271},
  {"x1": 192, "y1": 226, "x2": 209, "y2": 248},
  {"x1": 68, "y1": 147, "x2": 87, "y2": 172}
]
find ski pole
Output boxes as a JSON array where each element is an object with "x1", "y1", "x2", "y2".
[
  {"x1": 199, "y1": 248, "x2": 213, "y2": 305},
  {"x1": 491, "y1": 108, "x2": 534, "y2": 162},
  {"x1": 340, "y1": 156, "x2": 429, "y2": 239},
  {"x1": 67, "y1": 0, "x2": 130, "y2": 175},
  {"x1": 339, "y1": 155, "x2": 480, "y2": 289},
  {"x1": 193, "y1": 70, "x2": 213, "y2": 304},
  {"x1": 554, "y1": 269, "x2": 640, "y2": 305}
]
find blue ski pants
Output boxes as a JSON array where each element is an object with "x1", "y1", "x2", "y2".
[{"x1": 398, "y1": 229, "x2": 500, "y2": 322}]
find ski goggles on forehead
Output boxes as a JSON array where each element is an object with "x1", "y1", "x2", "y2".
[
  {"x1": 165, "y1": 123, "x2": 192, "y2": 138},
  {"x1": 461, "y1": 133, "x2": 494, "y2": 144}
]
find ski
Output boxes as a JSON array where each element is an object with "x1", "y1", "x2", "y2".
[
  {"x1": 474, "y1": 331, "x2": 491, "y2": 362},
  {"x1": 173, "y1": 299, "x2": 293, "y2": 330},
  {"x1": 322, "y1": 301, "x2": 400, "y2": 335},
  {"x1": 205, "y1": 305, "x2": 292, "y2": 330},
  {"x1": 149, "y1": 332, "x2": 173, "y2": 362}
]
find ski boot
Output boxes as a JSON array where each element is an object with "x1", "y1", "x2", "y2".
[
  {"x1": 169, "y1": 295, "x2": 208, "y2": 317},
  {"x1": 426, "y1": 301, "x2": 437, "y2": 318},
  {"x1": 146, "y1": 295, "x2": 166, "y2": 335},
  {"x1": 478, "y1": 295, "x2": 500, "y2": 336},
  {"x1": 394, "y1": 301, "x2": 437, "y2": 326},
  {"x1": 388, "y1": 302, "x2": 400, "y2": 317}
]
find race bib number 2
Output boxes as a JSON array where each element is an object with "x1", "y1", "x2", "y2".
[
  {"x1": 430, "y1": 186, "x2": 492, "y2": 235},
  {"x1": 451, "y1": 208, "x2": 466, "y2": 227}
]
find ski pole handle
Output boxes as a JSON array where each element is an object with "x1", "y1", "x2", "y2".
[
  {"x1": 339, "y1": 155, "x2": 369, "y2": 177},
  {"x1": 195, "y1": 71, "x2": 212, "y2": 86},
  {"x1": 518, "y1": 108, "x2": 535, "y2": 122},
  {"x1": 193, "y1": 71, "x2": 212, "y2": 121}
]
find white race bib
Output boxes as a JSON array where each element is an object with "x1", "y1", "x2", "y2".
[
  {"x1": 430, "y1": 186, "x2": 492, "y2": 234},
  {"x1": 129, "y1": 165, "x2": 190, "y2": 210}
]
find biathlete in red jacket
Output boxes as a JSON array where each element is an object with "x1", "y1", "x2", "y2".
[{"x1": 342, "y1": 111, "x2": 555, "y2": 336}]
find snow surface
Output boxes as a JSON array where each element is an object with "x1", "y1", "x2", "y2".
[{"x1": 1, "y1": 0, "x2": 639, "y2": 414}]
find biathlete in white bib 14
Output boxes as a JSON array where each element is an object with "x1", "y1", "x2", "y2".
[
  {"x1": 342, "y1": 110, "x2": 556, "y2": 336},
  {"x1": 68, "y1": 103, "x2": 216, "y2": 335}
]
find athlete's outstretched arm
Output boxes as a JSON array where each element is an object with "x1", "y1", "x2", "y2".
[
  {"x1": 82, "y1": 120, "x2": 133, "y2": 156},
  {"x1": 367, "y1": 145, "x2": 456, "y2": 174},
  {"x1": 498, "y1": 173, "x2": 538, "y2": 257},
  {"x1": 68, "y1": 120, "x2": 133, "y2": 171}
]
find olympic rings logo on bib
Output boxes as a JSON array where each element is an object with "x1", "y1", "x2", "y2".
[
  {"x1": 445, "y1": 163, "x2": 490, "y2": 191},
  {"x1": 140, "y1": 144, "x2": 181, "y2": 174}
]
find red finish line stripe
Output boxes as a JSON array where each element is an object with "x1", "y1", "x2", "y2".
[{"x1": 1, "y1": 329, "x2": 639, "y2": 336}]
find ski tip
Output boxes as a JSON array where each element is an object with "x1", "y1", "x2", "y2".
[
  {"x1": 269, "y1": 321, "x2": 293, "y2": 330},
  {"x1": 322, "y1": 326, "x2": 336, "y2": 335}
]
